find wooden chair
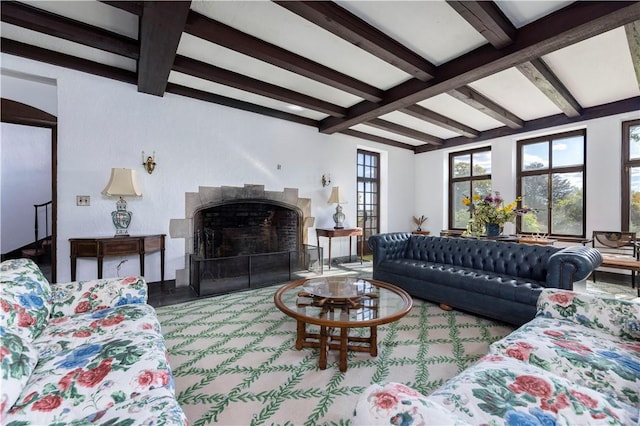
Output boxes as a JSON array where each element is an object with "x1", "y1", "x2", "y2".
[
  {"x1": 587, "y1": 231, "x2": 640, "y2": 295},
  {"x1": 21, "y1": 201, "x2": 52, "y2": 263}
]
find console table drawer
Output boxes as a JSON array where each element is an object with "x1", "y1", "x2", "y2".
[{"x1": 102, "y1": 239, "x2": 140, "y2": 255}]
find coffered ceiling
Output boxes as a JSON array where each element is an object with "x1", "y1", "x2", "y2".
[{"x1": 2, "y1": 1, "x2": 639, "y2": 152}]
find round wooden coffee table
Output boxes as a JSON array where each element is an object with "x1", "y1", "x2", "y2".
[{"x1": 274, "y1": 277, "x2": 412, "y2": 372}]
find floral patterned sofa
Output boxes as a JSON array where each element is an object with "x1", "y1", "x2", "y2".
[
  {"x1": 0, "y1": 258, "x2": 187, "y2": 425},
  {"x1": 354, "y1": 289, "x2": 640, "y2": 425}
]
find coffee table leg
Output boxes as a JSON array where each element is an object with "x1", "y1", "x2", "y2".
[
  {"x1": 370, "y1": 326, "x2": 378, "y2": 357},
  {"x1": 296, "y1": 320, "x2": 305, "y2": 350},
  {"x1": 339, "y1": 327, "x2": 349, "y2": 372},
  {"x1": 319, "y1": 325, "x2": 328, "y2": 369}
]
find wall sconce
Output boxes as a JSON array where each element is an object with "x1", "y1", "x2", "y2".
[
  {"x1": 142, "y1": 151, "x2": 156, "y2": 174},
  {"x1": 321, "y1": 174, "x2": 331, "y2": 187}
]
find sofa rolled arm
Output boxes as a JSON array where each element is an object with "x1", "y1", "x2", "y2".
[
  {"x1": 368, "y1": 232, "x2": 411, "y2": 268},
  {"x1": 546, "y1": 246, "x2": 602, "y2": 290},
  {"x1": 537, "y1": 289, "x2": 640, "y2": 340},
  {"x1": 49, "y1": 276, "x2": 148, "y2": 318}
]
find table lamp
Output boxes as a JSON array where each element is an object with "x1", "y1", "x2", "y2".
[
  {"x1": 101, "y1": 168, "x2": 142, "y2": 236},
  {"x1": 327, "y1": 186, "x2": 347, "y2": 229}
]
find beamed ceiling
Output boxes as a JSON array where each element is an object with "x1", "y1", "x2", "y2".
[{"x1": 2, "y1": 1, "x2": 640, "y2": 153}]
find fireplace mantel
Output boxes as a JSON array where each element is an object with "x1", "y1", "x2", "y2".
[{"x1": 170, "y1": 184, "x2": 315, "y2": 287}]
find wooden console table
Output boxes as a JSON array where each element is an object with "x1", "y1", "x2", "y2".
[
  {"x1": 316, "y1": 228, "x2": 363, "y2": 270},
  {"x1": 69, "y1": 234, "x2": 166, "y2": 290}
]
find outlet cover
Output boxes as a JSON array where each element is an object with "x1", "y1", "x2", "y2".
[{"x1": 77, "y1": 195, "x2": 90, "y2": 206}]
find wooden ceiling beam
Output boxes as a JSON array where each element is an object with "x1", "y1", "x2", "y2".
[
  {"x1": 173, "y1": 55, "x2": 346, "y2": 117},
  {"x1": 366, "y1": 118, "x2": 443, "y2": 145},
  {"x1": 447, "y1": 1, "x2": 516, "y2": 49},
  {"x1": 1, "y1": 1, "x2": 139, "y2": 59},
  {"x1": 274, "y1": 1, "x2": 436, "y2": 81},
  {"x1": 339, "y1": 129, "x2": 417, "y2": 151},
  {"x1": 516, "y1": 58, "x2": 582, "y2": 117},
  {"x1": 0, "y1": 38, "x2": 137, "y2": 85},
  {"x1": 625, "y1": 20, "x2": 640, "y2": 89},
  {"x1": 401, "y1": 104, "x2": 479, "y2": 138},
  {"x1": 448, "y1": 86, "x2": 523, "y2": 129},
  {"x1": 166, "y1": 83, "x2": 319, "y2": 128},
  {"x1": 137, "y1": 1, "x2": 191, "y2": 96},
  {"x1": 185, "y1": 11, "x2": 383, "y2": 102},
  {"x1": 319, "y1": 1, "x2": 640, "y2": 134}
]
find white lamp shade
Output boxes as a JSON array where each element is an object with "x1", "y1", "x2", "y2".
[
  {"x1": 327, "y1": 186, "x2": 347, "y2": 204},
  {"x1": 102, "y1": 168, "x2": 142, "y2": 197}
]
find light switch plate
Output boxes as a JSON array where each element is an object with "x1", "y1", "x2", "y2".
[{"x1": 77, "y1": 195, "x2": 90, "y2": 206}]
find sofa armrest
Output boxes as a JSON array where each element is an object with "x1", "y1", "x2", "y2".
[
  {"x1": 49, "y1": 276, "x2": 148, "y2": 318},
  {"x1": 537, "y1": 288, "x2": 640, "y2": 340},
  {"x1": 545, "y1": 245, "x2": 602, "y2": 289},
  {"x1": 368, "y1": 233, "x2": 411, "y2": 268}
]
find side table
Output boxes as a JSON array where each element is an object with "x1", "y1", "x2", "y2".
[
  {"x1": 69, "y1": 234, "x2": 166, "y2": 290},
  {"x1": 316, "y1": 228, "x2": 363, "y2": 270}
]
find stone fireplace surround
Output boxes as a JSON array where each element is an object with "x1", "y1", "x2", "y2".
[{"x1": 169, "y1": 184, "x2": 315, "y2": 287}]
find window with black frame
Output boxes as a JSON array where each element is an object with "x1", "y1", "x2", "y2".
[
  {"x1": 449, "y1": 147, "x2": 491, "y2": 230},
  {"x1": 516, "y1": 129, "x2": 586, "y2": 237}
]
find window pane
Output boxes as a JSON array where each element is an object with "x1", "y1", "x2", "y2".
[
  {"x1": 630, "y1": 125, "x2": 640, "y2": 160},
  {"x1": 452, "y1": 181, "x2": 471, "y2": 228},
  {"x1": 472, "y1": 151, "x2": 491, "y2": 176},
  {"x1": 630, "y1": 167, "x2": 640, "y2": 233},
  {"x1": 453, "y1": 154, "x2": 471, "y2": 178},
  {"x1": 521, "y1": 175, "x2": 548, "y2": 233},
  {"x1": 552, "y1": 136, "x2": 584, "y2": 167},
  {"x1": 472, "y1": 179, "x2": 491, "y2": 198},
  {"x1": 551, "y1": 172, "x2": 583, "y2": 235},
  {"x1": 522, "y1": 142, "x2": 549, "y2": 170}
]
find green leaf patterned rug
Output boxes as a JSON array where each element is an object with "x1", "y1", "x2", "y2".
[{"x1": 156, "y1": 284, "x2": 514, "y2": 426}]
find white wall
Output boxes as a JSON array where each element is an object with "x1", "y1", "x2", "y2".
[
  {"x1": 415, "y1": 111, "x2": 640, "y2": 236},
  {"x1": 1, "y1": 53, "x2": 415, "y2": 283},
  {"x1": 1, "y1": 123, "x2": 52, "y2": 252}
]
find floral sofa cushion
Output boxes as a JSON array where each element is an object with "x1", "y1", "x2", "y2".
[
  {"x1": 0, "y1": 331, "x2": 39, "y2": 419},
  {"x1": 50, "y1": 276, "x2": 148, "y2": 318},
  {"x1": 537, "y1": 289, "x2": 640, "y2": 340},
  {"x1": 489, "y1": 316, "x2": 640, "y2": 407},
  {"x1": 4, "y1": 325, "x2": 179, "y2": 424},
  {"x1": 0, "y1": 259, "x2": 52, "y2": 341},
  {"x1": 353, "y1": 381, "x2": 471, "y2": 425},
  {"x1": 426, "y1": 356, "x2": 638, "y2": 425},
  {"x1": 34, "y1": 304, "x2": 162, "y2": 348}
]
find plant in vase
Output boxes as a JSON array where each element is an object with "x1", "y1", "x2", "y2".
[
  {"x1": 413, "y1": 215, "x2": 428, "y2": 231},
  {"x1": 462, "y1": 191, "x2": 531, "y2": 237}
]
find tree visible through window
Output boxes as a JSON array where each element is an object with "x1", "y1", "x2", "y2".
[
  {"x1": 516, "y1": 130, "x2": 586, "y2": 237},
  {"x1": 622, "y1": 119, "x2": 640, "y2": 232},
  {"x1": 449, "y1": 148, "x2": 491, "y2": 229}
]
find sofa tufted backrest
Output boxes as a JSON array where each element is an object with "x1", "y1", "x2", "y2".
[{"x1": 406, "y1": 236, "x2": 561, "y2": 281}]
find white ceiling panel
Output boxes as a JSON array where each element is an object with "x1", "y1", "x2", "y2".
[
  {"x1": 351, "y1": 123, "x2": 425, "y2": 146},
  {"x1": 542, "y1": 27, "x2": 640, "y2": 108},
  {"x1": 379, "y1": 111, "x2": 460, "y2": 139},
  {"x1": 496, "y1": 1, "x2": 573, "y2": 28},
  {"x1": 417, "y1": 94, "x2": 505, "y2": 132},
  {"x1": 169, "y1": 70, "x2": 329, "y2": 121},
  {"x1": 468, "y1": 67, "x2": 563, "y2": 121},
  {"x1": 337, "y1": 1, "x2": 488, "y2": 65}
]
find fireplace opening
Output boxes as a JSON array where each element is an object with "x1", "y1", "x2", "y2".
[
  {"x1": 190, "y1": 199, "x2": 321, "y2": 296},
  {"x1": 193, "y1": 201, "x2": 300, "y2": 258}
]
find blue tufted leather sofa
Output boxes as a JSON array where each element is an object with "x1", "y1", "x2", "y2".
[{"x1": 368, "y1": 233, "x2": 603, "y2": 325}]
